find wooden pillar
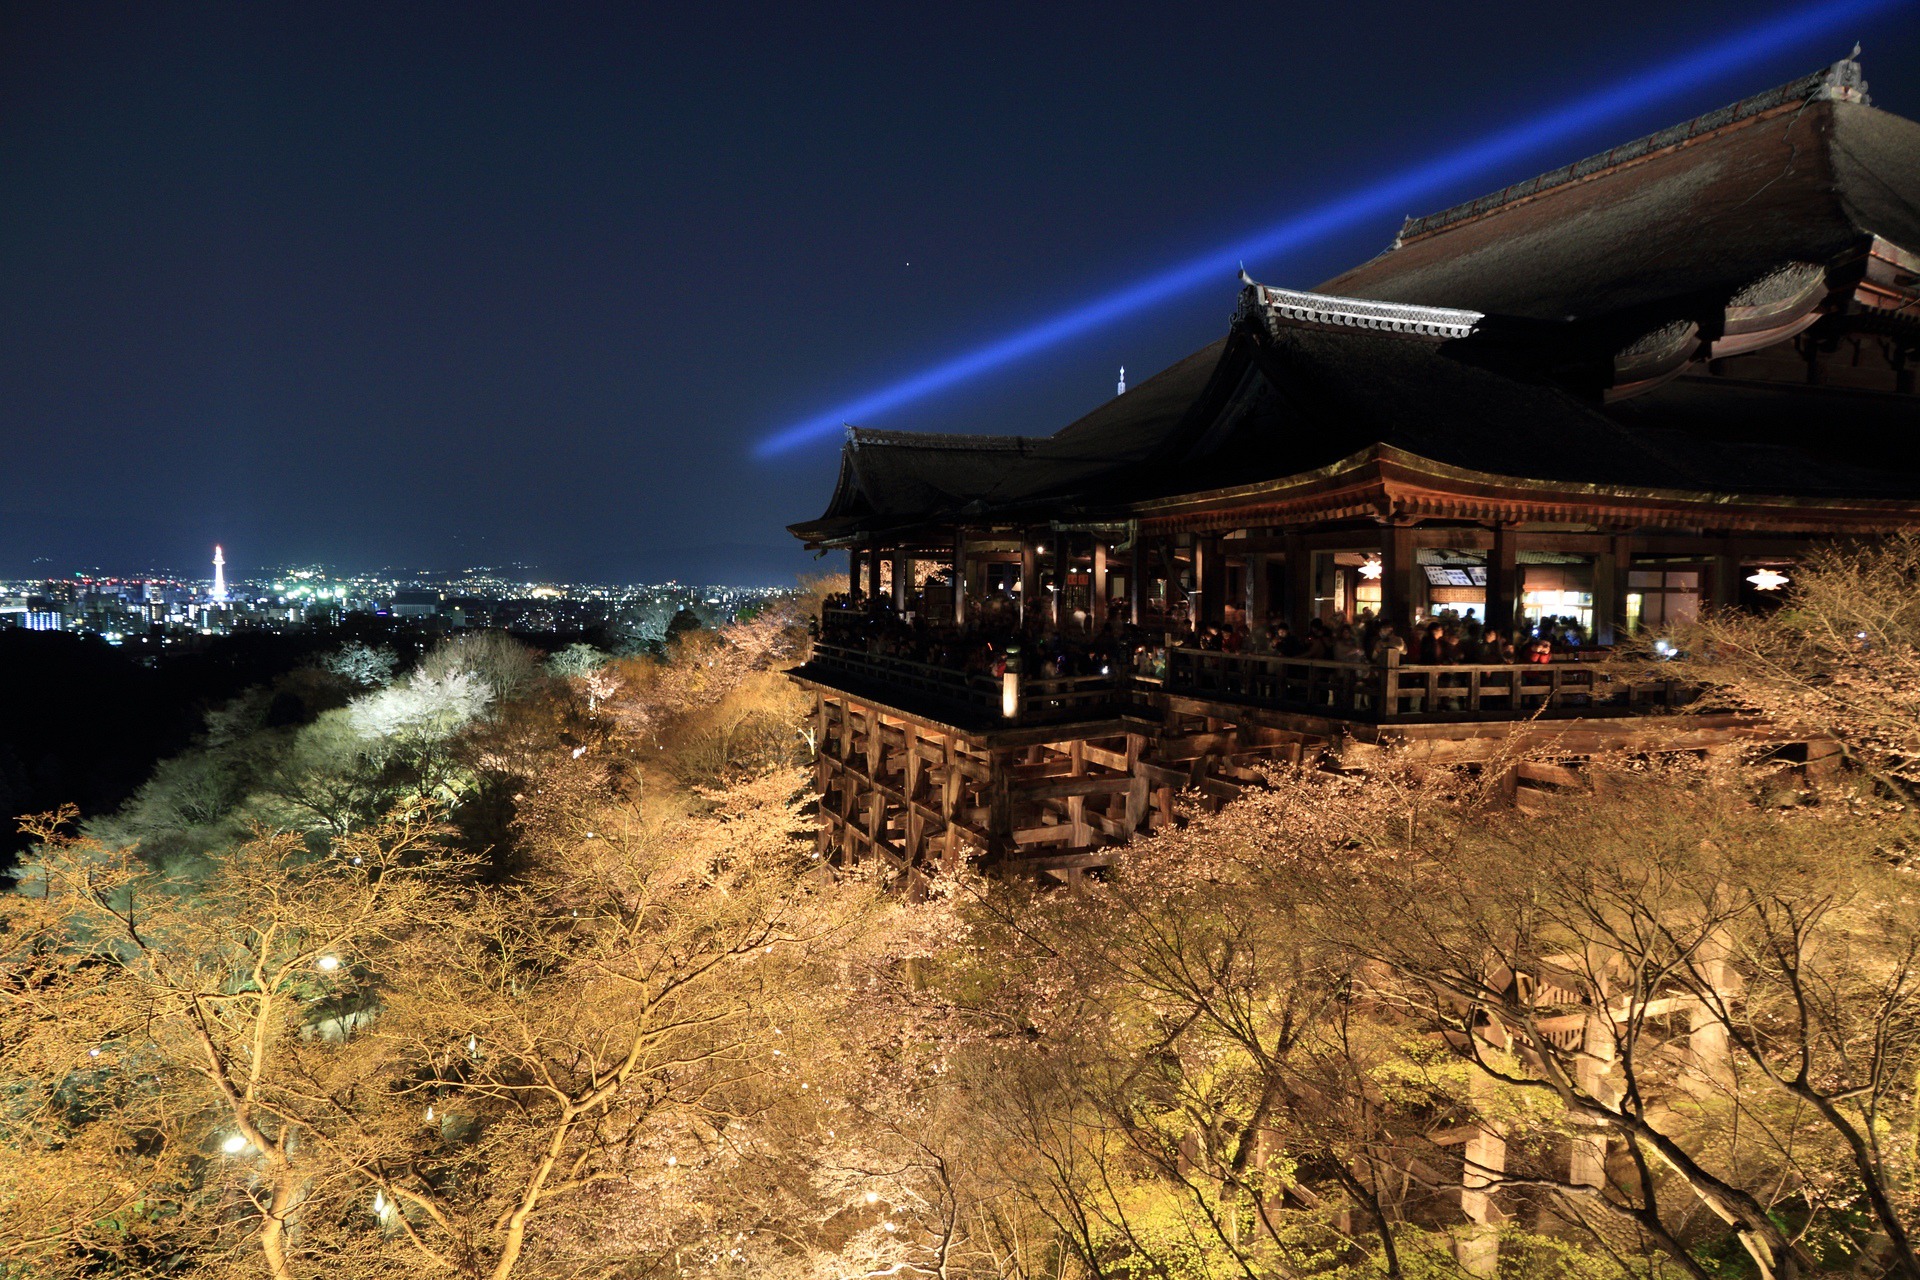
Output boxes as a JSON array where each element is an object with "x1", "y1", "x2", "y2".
[
  {"x1": 1283, "y1": 533, "x2": 1310, "y2": 633},
  {"x1": 1092, "y1": 539, "x2": 1109, "y2": 629},
  {"x1": 1599, "y1": 533, "x2": 1633, "y2": 646},
  {"x1": 1689, "y1": 930, "x2": 1739, "y2": 1089},
  {"x1": 1066, "y1": 739, "x2": 1090, "y2": 849},
  {"x1": 1128, "y1": 533, "x2": 1144, "y2": 625},
  {"x1": 1379, "y1": 524, "x2": 1416, "y2": 629},
  {"x1": 1125, "y1": 733, "x2": 1149, "y2": 833},
  {"x1": 951, "y1": 529, "x2": 968, "y2": 626},
  {"x1": 1460, "y1": 1071, "x2": 1507, "y2": 1278},
  {"x1": 1247, "y1": 552, "x2": 1270, "y2": 633},
  {"x1": 1018, "y1": 532, "x2": 1037, "y2": 628},
  {"x1": 1571, "y1": 1006, "x2": 1617, "y2": 1188},
  {"x1": 939, "y1": 737, "x2": 964, "y2": 873},
  {"x1": 848, "y1": 548, "x2": 861, "y2": 598},
  {"x1": 1709, "y1": 548, "x2": 1740, "y2": 612},
  {"x1": 867, "y1": 543, "x2": 883, "y2": 605},
  {"x1": 1195, "y1": 534, "x2": 1225, "y2": 627},
  {"x1": 1187, "y1": 536, "x2": 1204, "y2": 627},
  {"x1": 1487, "y1": 524, "x2": 1519, "y2": 636},
  {"x1": 892, "y1": 548, "x2": 910, "y2": 614},
  {"x1": 987, "y1": 749, "x2": 1015, "y2": 862},
  {"x1": 1049, "y1": 533, "x2": 1066, "y2": 627}
]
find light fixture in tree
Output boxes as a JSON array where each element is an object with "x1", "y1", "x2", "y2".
[
  {"x1": 1358, "y1": 558, "x2": 1383, "y2": 580},
  {"x1": 221, "y1": 1134, "x2": 248, "y2": 1155},
  {"x1": 1745, "y1": 568, "x2": 1789, "y2": 591},
  {"x1": 316, "y1": 954, "x2": 342, "y2": 973}
]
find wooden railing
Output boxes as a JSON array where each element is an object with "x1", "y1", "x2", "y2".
[
  {"x1": 806, "y1": 641, "x2": 1126, "y2": 726},
  {"x1": 807, "y1": 639, "x2": 1685, "y2": 726},
  {"x1": 1165, "y1": 648, "x2": 1683, "y2": 721}
]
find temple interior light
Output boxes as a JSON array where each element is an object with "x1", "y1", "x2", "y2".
[
  {"x1": 1359, "y1": 558, "x2": 1384, "y2": 580},
  {"x1": 1746, "y1": 568, "x2": 1790, "y2": 591}
]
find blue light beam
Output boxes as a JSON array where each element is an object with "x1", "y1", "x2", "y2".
[{"x1": 755, "y1": 0, "x2": 1909, "y2": 458}]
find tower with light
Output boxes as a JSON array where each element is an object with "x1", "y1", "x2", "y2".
[{"x1": 211, "y1": 545, "x2": 228, "y2": 604}]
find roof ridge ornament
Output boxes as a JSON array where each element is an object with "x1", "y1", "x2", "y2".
[
  {"x1": 1396, "y1": 50, "x2": 1871, "y2": 245},
  {"x1": 1822, "y1": 43, "x2": 1868, "y2": 102},
  {"x1": 1236, "y1": 275, "x2": 1482, "y2": 340}
]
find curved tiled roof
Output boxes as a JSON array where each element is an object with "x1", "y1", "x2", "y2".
[
  {"x1": 791, "y1": 67, "x2": 1920, "y2": 545},
  {"x1": 1320, "y1": 97, "x2": 1920, "y2": 321}
]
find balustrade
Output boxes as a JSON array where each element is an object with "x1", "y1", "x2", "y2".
[{"x1": 808, "y1": 636, "x2": 1683, "y2": 726}]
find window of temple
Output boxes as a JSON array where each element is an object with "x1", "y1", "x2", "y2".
[
  {"x1": 1626, "y1": 568, "x2": 1703, "y2": 633},
  {"x1": 1518, "y1": 561, "x2": 1595, "y2": 636}
]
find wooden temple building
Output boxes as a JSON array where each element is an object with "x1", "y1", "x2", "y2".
[{"x1": 786, "y1": 53, "x2": 1920, "y2": 885}]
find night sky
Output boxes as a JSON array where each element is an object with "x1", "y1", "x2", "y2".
[{"x1": 5, "y1": 2, "x2": 1918, "y2": 585}]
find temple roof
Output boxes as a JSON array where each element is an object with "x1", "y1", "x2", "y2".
[
  {"x1": 1321, "y1": 61, "x2": 1920, "y2": 321},
  {"x1": 792, "y1": 342, "x2": 1225, "y2": 539},
  {"x1": 790, "y1": 58, "x2": 1920, "y2": 546},
  {"x1": 1153, "y1": 316, "x2": 1920, "y2": 502}
]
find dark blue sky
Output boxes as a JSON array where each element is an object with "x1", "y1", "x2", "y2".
[{"x1": 4, "y1": 2, "x2": 1917, "y2": 584}]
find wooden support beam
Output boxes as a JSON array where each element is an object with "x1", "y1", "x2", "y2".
[
  {"x1": 818, "y1": 749, "x2": 993, "y2": 848},
  {"x1": 1125, "y1": 733, "x2": 1149, "y2": 834},
  {"x1": 1128, "y1": 531, "x2": 1144, "y2": 625},
  {"x1": 1066, "y1": 739, "x2": 1091, "y2": 848},
  {"x1": 941, "y1": 737, "x2": 964, "y2": 873},
  {"x1": 1600, "y1": 533, "x2": 1632, "y2": 647},
  {"x1": 1459, "y1": 1072, "x2": 1507, "y2": 1279},
  {"x1": 1247, "y1": 551, "x2": 1270, "y2": 633},
  {"x1": 1049, "y1": 533, "x2": 1066, "y2": 627},
  {"x1": 1284, "y1": 532, "x2": 1311, "y2": 632},
  {"x1": 1092, "y1": 539, "x2": 1109, "y2": 629},
  {"x1": 1380, "y1": 523, "x2": 1416, "y2": 629},
  {"x1": 1019, "y1": 533, "x2": 1037, "y2": 628},
  {"x1": 953, "y1": 528, "x2": 968, "y2": 626},
  {"x1": 1487, "y1": 524, "x2": 1519, "y2": 634}
]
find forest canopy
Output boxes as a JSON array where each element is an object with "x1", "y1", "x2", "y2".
[{"x1": 5, "y1": 550, "x2": 1920, "y2": 1280}]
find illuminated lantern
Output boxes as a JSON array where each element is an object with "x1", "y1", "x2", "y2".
[
  {"x1": 1358, "y1": 558, "x2": 1383, "y2": 580},
  {"x1": 1745, "y1": 568, "x2": 1789, "y2": 591}
]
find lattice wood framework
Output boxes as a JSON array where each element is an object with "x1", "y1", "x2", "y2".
[{"x1": 807, "y1": 689, "x2": 1323, "y2": 885}]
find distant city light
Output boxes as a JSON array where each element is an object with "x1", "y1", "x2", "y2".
[{"x1": 754, "y1": 0, "x2": 1899, "y2": 457}]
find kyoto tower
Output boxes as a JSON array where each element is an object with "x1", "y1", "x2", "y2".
[{"x1": 211, "y1": 545, "x2": 228, "y2": 604}]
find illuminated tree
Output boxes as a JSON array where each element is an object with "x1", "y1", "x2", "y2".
[
  {"x1": 921, "y1": 754, "x2": 1920, "y2": 1280},
  {"x1": 1661, "y1": 529, "x2": 1920, "y2": 803},
  {"x1": 322, "y1": 642, "x2": 399, "y2": 689},
  {"x1": 1, "y1": 768, "x2": 882, "y2": 1280}
]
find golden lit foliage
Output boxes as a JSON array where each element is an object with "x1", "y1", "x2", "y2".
[
  {"x1": 0, "y1": 769, "x2": 883, "y2": 1280},
  {"x1": 1661, "y1": 529, "x2": 1920, "y2": 802}
]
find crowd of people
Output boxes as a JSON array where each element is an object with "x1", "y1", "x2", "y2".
[{"x1": 815, "y1": 592, "x2": 1600, "y2": 684}]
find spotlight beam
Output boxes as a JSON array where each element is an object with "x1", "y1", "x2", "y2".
[{"x1": 755, "y1": 0, "x2": 1908, "y2": 458}]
